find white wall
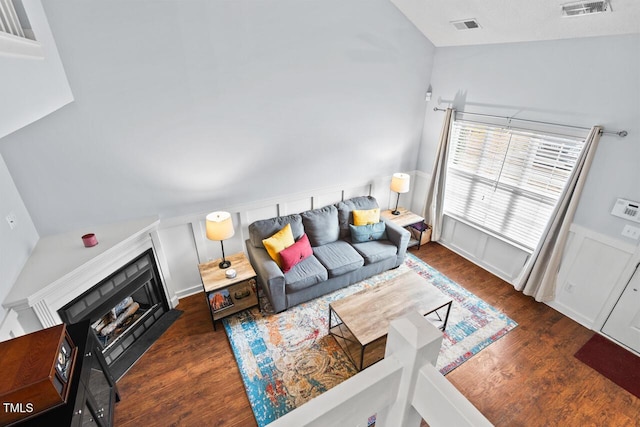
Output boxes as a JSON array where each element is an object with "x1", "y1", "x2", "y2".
[
  {"x1": 0, "y1": 0, "x2": 73, "y2": 139},
  {"x1": 414, "y1": 33, "x2": 640, "y2": 326},
  {"x1": 0, "y1": 154, "x2": 39, "y2": 321},
  {"x1": 417, "y1": 34, "x2": 640, "y2": 241},
  {"x1": 0, "y1": 0, "x2": 71, "y2": 321},
  {"x1": 0, "y1": 0, "x2": 435, "y2": 236}
]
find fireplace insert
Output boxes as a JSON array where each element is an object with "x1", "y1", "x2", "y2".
[{"x1": 58, "y1": 249, "x2": 181, "y2": 380}]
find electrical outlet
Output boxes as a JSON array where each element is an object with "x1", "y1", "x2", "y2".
[
  {"x1": 621, "y1": 224, "x2": 640, "y2": 240},
  {"x1": 5, "y1": 212, "x2": 16, "y2": 230}
]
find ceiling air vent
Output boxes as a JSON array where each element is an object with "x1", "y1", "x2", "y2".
[
  {"x1": 451, "y1": 19, "x2": 481, "y2": 31},
  {"x1": 562, "y1": 1, "x2": 611, "y2": 17}
]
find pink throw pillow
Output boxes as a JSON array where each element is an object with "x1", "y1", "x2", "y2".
[{"x1": 280, "y1": 234, "x2": 313, "y2": 273}]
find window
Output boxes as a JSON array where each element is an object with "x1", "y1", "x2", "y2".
[{"x1": 443, "y1": 116, "x2": 587, "y2": 252}]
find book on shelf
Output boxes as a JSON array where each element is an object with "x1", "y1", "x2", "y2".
[{"x1": 209, "y1": 289, "x2": 234, "y2": 312}]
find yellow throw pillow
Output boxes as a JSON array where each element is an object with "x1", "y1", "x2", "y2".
[
  {"x1": 262, "y1": 223, "x2": 295, "y2": 267},
  {"x1": 353, "y1": 208, "x2": 380, "y2": 226}
]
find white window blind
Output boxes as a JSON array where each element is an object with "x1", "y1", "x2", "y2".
[{"x1": 443, "y1": 117, "x2": 587, "y2": 251}]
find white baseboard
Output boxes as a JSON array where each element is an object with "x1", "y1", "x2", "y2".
[
  {"x1": 175, "y1": 284, "x2": 204, "y2": 301},
  {"x1": 546, "y1": 300, "x2": 594, "y2": 330}
]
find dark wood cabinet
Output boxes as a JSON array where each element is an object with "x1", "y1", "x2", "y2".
[
  {"x1": 17, "y1": 321, "x2": 119, "y2": 427},
  {"x1": 0, "y1": 324, "x2": 77, "y2": 426}
]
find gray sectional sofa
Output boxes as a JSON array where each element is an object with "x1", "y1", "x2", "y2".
[{"x1": 246, "y1": 196, "x2": 410, "y2": 313}]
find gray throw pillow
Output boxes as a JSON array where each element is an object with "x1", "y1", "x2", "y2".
[
  {"x1": 248, "y1": 214, "x2": 304, "y2": 248},
  {"x1": 349, "y1": 222, "x2": 387, "y2": 243},
  {"x1": 301, "y1": 205, "x2": 339, "y2": 247},
  {"x1": 336, "y1": 196, "x2": 379, "y2": 238}
]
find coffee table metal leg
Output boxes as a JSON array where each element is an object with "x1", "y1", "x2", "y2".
[
  {"x1": 424, "y1": 300, "x2": 454, "y2": 332},
  {"x1": 441, "y1": 301, "x2": 452, "y2": 332},
  {"x1": 328, "y1": 306, "x2": 364, "y2": 371},
  {"x1": 328, "y1": 305, "x2": 333, "y2": 331}
]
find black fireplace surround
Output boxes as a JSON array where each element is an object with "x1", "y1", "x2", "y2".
[{"x1": 58, "y1": 249, "x2": 181, "y2": 380}]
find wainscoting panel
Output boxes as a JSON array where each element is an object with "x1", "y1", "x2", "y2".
[
  {"x1": 408, "y1": 170, "x2": 430, "y2": 218},
  {"x1": 244, "y1": 205, "x2": 280, "y2": 227},
  {"x1": 552, "y1": 224, "x2": 638, "y2": 329},
  {"x1": 482, "y1": 237, "x2": 530, "y2": 281},
  {"x1": 312, "y1": 190, "x2": 344, "y2": 210},
  {"x1": 438, "y1": 215, "x2": 528, "y2": 285},
  {"x1": 281, "y1": 198, "x2": 314, "y2": 216},
  {"x1": 241, "y1": 205, "x2": 280, "y2": 242},
  {"x1": 344, "y1": 184, "x2": 373, "y2": 202},
  {"x1": 156, "y1": 223, "x2": 203, "y2": 300},
  {"x1": 447, "y1": 218, "x2": 484, "y2": 257}
]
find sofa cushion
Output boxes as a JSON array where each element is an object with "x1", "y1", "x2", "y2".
[
  {"x1": 280, "y1": 233, "x2": 313, "y2": 273},
  {"x1": 353, "y1": 208, "x2": 380, "y2": 226},
  {"x1": 249, "y1": 214, "x2": 304, "y2": 248},
  {"x1": 301, "y1": 205, "x2": 340, "y2": 247},
  {"x1": 336, "y1": 196, "x2": 379, "y2": 238},
  {"x1": 349, "y1": 222, "x2": 388, "y2": 243},
  {"x1": 284, "y1": 255, "x2": 328, "y2": 293},
  {"x1": 312, "y1": 240, "x2": 364, "y2": 277},
  {"x1": 350, "y1": 240, "x2": 398, "y2": 265},
  {"x1": 262, "y1": 224, "x2": 295, "y2": 267}
]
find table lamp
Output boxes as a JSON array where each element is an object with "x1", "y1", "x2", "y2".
[
  {"x1": 390, "y1": 173, "x2": 410, "y2": 215},
  {"x1": 206, "y1": 211, "x2": 235, "y2": 269}
]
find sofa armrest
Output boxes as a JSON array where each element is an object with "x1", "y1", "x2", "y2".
[
  {"x1": 382, "y1": 219, "x2": 411, "y2": 265},
  {"x1": 246, "y1": 241, "x2": 287, "y2": 313}
]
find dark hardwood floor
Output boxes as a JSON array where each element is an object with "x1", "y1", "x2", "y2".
[{"x1": 114, "y1": 242, "x2": 640, "y2": 426}]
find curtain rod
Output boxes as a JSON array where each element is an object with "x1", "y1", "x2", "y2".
[{"x1": 433, "y1": 107, "x2": 628, "y2": 137}]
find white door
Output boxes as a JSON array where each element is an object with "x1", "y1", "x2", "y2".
[{"x1": 602, "y1": 263, "x2": 640, "y2": 354}]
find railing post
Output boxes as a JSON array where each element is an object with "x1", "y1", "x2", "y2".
[{"x1": 375, "y1": 310, "x2": 443, "y2": 427}]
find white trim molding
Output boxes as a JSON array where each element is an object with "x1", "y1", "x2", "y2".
[
  {"x1": 0, "y1": 309, "x2": 25, "y2": 342},
  {"x1": 0, "y1": 31, "x2": 43, "y2": 58},
  {"x1": 2, "y1": 216, "x2": 177, "y2": 333}
]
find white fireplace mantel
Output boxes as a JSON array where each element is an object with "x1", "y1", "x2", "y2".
[{"x1": 2, "y1": 216, "x2": 170, "y2": 333}]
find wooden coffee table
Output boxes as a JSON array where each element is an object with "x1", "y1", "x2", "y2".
[{"x1": 328, "y1": 270, "x2": 452, "y2": 371}]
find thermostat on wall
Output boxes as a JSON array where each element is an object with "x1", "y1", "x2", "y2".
[{"x1": 611, "y1": 198, "x2": 640, "y2": 223}]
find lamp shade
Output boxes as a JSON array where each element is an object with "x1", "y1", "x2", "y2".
[
  {"x1": 205, "y1": 211, "x2": 235, "y2": 241},
  {"x1": 390, "y1": 173, "x2": 410, "y2": 193}
]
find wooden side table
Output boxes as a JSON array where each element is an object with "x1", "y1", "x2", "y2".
[
  {"x1": 381, "y1": 207, "x2": 428, "y2": 249},
  {"x1": 198, "y1": 252, "x2": 259, "y2": 330}
]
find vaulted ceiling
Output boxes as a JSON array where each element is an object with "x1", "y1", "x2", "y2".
[{"x1": 390, "y1": 0, "x2": 640, "y2": 46}]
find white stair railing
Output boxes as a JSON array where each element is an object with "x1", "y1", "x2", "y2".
[
  {"x1": 267, "y1": 311, "x2": 493, "y2": 427},
  {"x1": 0, "y1": 0, "x2": 43, "y2": 58},
  {"x1": 0, "y1": 0, "x2": 25, "y2": 38}
]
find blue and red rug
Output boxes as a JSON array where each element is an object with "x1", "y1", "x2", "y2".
[{"x1": 223, "y1": 254, "x2": 517, "y2": 427}]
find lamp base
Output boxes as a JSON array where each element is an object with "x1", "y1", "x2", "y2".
[
  {"x1": 219, "y1": 260, "x2": 231, "y2": 269},
  {"x1": 392, "y1": 210, "x2": 401, "y2": 215}
]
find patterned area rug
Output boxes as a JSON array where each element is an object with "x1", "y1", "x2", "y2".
[{"x1": 222, "y1": 254, "x2": 517, "y2": 427}]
